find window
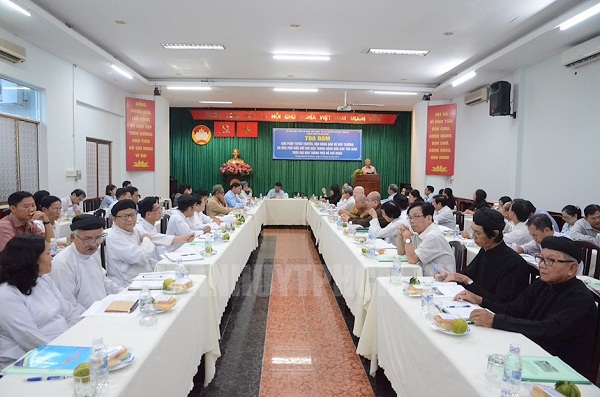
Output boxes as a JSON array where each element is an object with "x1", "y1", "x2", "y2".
[
  {"x1": 0, "y1": 77, "x2": 39, "y2": 121},
  {"x1": 86, "y1": 138, "x2": 111, "y2": 198},
  {"x1": 0, "y1": 115, "x2": 39, "y2": 202}
]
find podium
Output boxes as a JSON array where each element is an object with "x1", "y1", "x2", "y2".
[{"x1": 354, "y1": 175, "x2": 380, "y2": 196}]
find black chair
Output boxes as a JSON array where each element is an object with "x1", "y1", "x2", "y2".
[
  {"x1": 160, "y1": 214, "x2": 170, "y2": 234},
  {"x1": 94, "y1": 209, "x2": 106, "y2": 218},
  {"x1": 82, "y1": 198, "x2": 99, "y2": 212},
  {"x1": 105, "y1": 217, "x2": 113, "y2": 229},
  {"x1": 590, "y1": 292, "x2": 600, "y2": 385},
  {"x1": 449, "y1": 241, "x2": 467, "y2": 272},
  {"x1": 453, "y1": 210, "x2": 464, "y2": 231},
  {"x1": 100, "y1": 240, "x2": 107, "y2": 269},
  {"x1": 575, "y1": 241, "x2": 600, "y2": 278}
]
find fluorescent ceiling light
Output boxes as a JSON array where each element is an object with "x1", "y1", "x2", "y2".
[
  {"x1": 199, "y1": 100, "x2": 233, "y2": 104},
  {"x1": 373, "y1": 90, "x2": 418, "y2": 96},
  {"x1": 273, "y1": 88, "x2": 319, "y2": 93},
  {"x1": 2, "y1": 0, "x2": 31, "y2": 16},
  {"x1": 451, "y1": 71, "x2": 476, "y2": 87},
  {"x1": 110, "y1": 64, "x2": 133, "y2": 79},
  {"x1": 368, "y1": 49, "x2": 429, "y2": 56},
  {"x1": 558, "y1": 3, "x2": 600, "y2": 30},
  {"x1": 161, "y1": 43, "x2": 225, "y2": 50},
  {"x1": 166, "y1": 86, "x2": 212, "y2": 91},
  {"x1": 273, "y1": 54, "x2": 330, "y2": 61}
]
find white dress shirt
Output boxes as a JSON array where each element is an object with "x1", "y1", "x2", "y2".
[
  {"x1": 369, "y1": 217, "x2": 403, "y2": 246},
  {"x1": 266, "y1": 188, "x2": 287, "y2": 198},
  {"x1": 413, "y1": 223, "x2": 456, "y2": 276},
  {"x1": 166, "y1": 210, "x2": 204, "y2": 251},
  {"x1": 337, "y1": 196, "x2": 356, "y2": 213},
  {"x1": 135, "y1": 218, "x2": 175, "y2": 266},
  {"x1": 188, "y1": 212, "x2": 219, "y2": 231},
  {"x1": 60, "y1": 196, "x2": 80, "y2": 214},
  {"x1": 503, "y1": 221, "x2": 533, "y2": 246},
  {"x1": 434, "y1": 206, "x2": 456, "y2": 229},
  {"x1": 106, "y1": 224, "x2": 157, "y2": 287},
  {"x1": 50, "y1": 244, "x2": 123, "y2": 316},
  {"x1": 34, "y1": 220, "x2": 67, "y2": 244},
  {"x1": 0, "y1": 275, "x2": 80, "y2": 369}
]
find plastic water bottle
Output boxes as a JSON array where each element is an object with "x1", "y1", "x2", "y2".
[
  {"x1": 175, "y1": 258, "x2": 187, "y2": 281},
  {"x1": 367, "y1": 239, "x2": 376, "y2": 258},
  {"x1": 139, "y1": 284, "x2": 157, "y2": 326},
  {"x1": 421, "y1": 282, "x2": 433, "y2": 319},
  {"x1": 49, "y1": 238, "x2": 58, "y2": 256},
  {"x1": 390, "y1": 255, "x2": 402, "y2": 285},
  {"x1": 454, "y1": 224, "x2": 460, "y2": 240},
  {"x1": 501, "y1": 344, "x2": 523, "y2": 396},
  {"x1": 90, "y1": 337, "x2": 109, "y2": 390},
  {"x1": 259, "y1": 193, "x2": 263, "y2": 200},
  {"x1": 348, "y1": 221, "x2": 355, "y2": 238}
]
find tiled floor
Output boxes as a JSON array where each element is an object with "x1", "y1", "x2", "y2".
[{"x1": 193, "y1": 228, "x2": 396, "y2": 397}]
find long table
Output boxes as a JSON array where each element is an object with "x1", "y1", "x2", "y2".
[
  {"x1": 357, "y1": 277, "x2": 600, "y2": 396},
  {"x1": 0, "y1": 275, "x2": 220, "y2": 396}
]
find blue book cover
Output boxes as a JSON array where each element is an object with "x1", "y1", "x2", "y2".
[{"x1": 2, "y1": 345, "x2": 91, "y2": 376}]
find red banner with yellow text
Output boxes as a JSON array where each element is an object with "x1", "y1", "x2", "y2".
[
  {"x1": 126, "y1": 98, "x2": 155, "y2": 171},
  {"x1": 426, "y1": 104, "x2": 456, "y2": 176},
  {"x1": 190, "y1": 109, "x2": 397, "y2": 125}
]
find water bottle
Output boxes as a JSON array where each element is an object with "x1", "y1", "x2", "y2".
[
  {"x1": 259, "y1": 193, "x2": 263, "y2": 200},
  {"x1": 501, "y1": 344, "x2": 523, "y2": 396},
  {"x1": 348, "y1": 221, "x2": 355, "y2": 238},
  {"x1": 421, "y1": 282, "x2": 433, "y2": 319},
  {"x1": 90, "y1": 337, "x2": 109, "y2": 390},
  {"x1": 390, "y1": 255, "x2": 402, "y2": 285},
  {"x1": 49, "y1": 238, "x2": 58, "y2": 256},
  {"x1": 367, "y1": 239, "x2": 376, "y2": 258},
  {"x1": 139, "y1": 284, "x2": 157, "y2": 326},
  {"x1": 454, "y1": 224, "x2": 460, "y2": 240},
  {"x1": 175, "y1": 258, "x2": 187, "y2": 281}
]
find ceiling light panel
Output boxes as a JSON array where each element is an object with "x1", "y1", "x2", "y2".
[
  {"x1": 199, "y1": 100, "x2": 233, "y2": 104},
  {"x1": 373, "y1": 91, "x2": 418, "y2": 96},
  {"x1": 367, "y1": 49, "x2": 429, "y2": 56},
  {"x1": 451, "y1": 71, "x2": 477, "y2": 87},
  {"x1": 273, "y1": 54, "x2": 330, "y2": 61},
  {"x1": 273, "y1": 88, "x2": 319, "y2": 93},
  {"x1": 558, "y1": 3, "x2": 600, "y2": 30},
  {"x1": 161, "y1": 44, "x2": 225, "y2": 50},
  {"x1": 167, "y1": 86, "x2": 212, "y2": 90}
]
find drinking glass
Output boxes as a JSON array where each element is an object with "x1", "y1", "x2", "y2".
[
  {"x1": 485, "y1": 354, "x2": 504, "y2": 384},
  {"x1": 73, "y1": 373, "x2": 96, "y2": 397}
]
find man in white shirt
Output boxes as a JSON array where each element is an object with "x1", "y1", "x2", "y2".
[
  {"x1": 50, "y1": 214, "x2": 122, "y2": 316},
  {"x1": 166, "y1": 195, "x2": 206, "y2": 251},
  {"x1": 423, "y1": 185, "x2": 435, "y2": 203},
  {"x1": 381, "y1": 184, "x2": 398, "y2": 204},
  {"x1": 135, "y1": 196, "x2": 192, "y2": 266},
  {"x1": 397, "y1": 202, "x2": 455, "y2": 276},
  {"x1": 60, "y1": 189, "x2": 86, "y2": 215},
  {"x1": 35, "y1": 195, "x2": 68, "y2": 245},
  {"x1": 239, "y1": 181, "x2": 252, "y2": 201},
  {"x1": 266, "y1": 182, "x2": 287, "y2": 198},
  {"x1": 106, "y1": 188, "x2": 132, "y2": 218},
  {"x1": 567, "y1": 204, "x2": 600, "y2": 243},
  {"x1": 106, "y1": 200, "x2": 193, "y2": 287},
  {"x1": 337, "y1": 186, "x2": 355, "y2": 213},
  {"x1": 225, "y1": 182, "x2": 246, "y2": 209},
  {"x1": 432, "y1": 194, "x2": 456, "y2": 229},
  {"x1": 188, "y1": 193, "x2": 220, "y2": 232},
  {"x1": 504, "y1": 199, "x2": 534, "y2": 246}
]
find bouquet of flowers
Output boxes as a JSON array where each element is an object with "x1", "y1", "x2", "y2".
[
  {"x1": 351, "y1": 169, "x2": 364, "y2": 180},
  {"x1": 220, "y1": 162, "x2": 253, "y2": 176}
]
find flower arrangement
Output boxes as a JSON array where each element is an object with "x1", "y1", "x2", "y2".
[
  {"x1": 220, "y1": 162, "x2": 253, "y2": 176},
  {"x1": 351, "y1": 169, "x2": 364, "y2": 180}
]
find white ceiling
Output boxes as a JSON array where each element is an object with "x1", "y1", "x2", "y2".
[{"x1": 1, "y1": 0, "x2": 599, "y2": 111}]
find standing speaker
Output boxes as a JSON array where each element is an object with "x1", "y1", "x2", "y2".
[{"x1": 489, "y1": 81, "x2": 511, "y2": 116}]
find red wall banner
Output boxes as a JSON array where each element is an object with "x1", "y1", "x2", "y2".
[
  {"x1": 126, "y1": 98, "x2": 155, "y2": 171},
  {"x1": 237, "y1": 122, "x2": 258, "y2": 138},
  {"x1": 190, "y1": 109, "x2": 397, "y2": 125},
  {"x1": 425, "y1": 104, "x2": 456, "y2": 176},
  {"x1": 214, "y1": 121, "x2": 235, "y2": 137}
]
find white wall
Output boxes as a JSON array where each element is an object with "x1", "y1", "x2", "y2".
[
  {"x1": 414, "y1": 54, "x2": 600, "y2": 212},
  {"x1": 0, "y1": 28, "x2": 170, "y2": 200}
]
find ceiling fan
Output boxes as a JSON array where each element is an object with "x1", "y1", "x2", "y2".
[{"x1": 336, "y1": 92, "x2": 384, "y2": 112}]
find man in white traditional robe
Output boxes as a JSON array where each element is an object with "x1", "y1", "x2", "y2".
[
  {"x1": 50, "y1": 214, "x2": 122, "y2": 316},
  {"x1": 166, "y1": 195, "x2": 207, "y2": 251}
]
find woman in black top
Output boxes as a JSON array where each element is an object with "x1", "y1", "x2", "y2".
[{"x1": 322, "y1": 184, "x2": 342, "y2": 205}]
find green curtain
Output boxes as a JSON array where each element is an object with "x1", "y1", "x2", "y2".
[{"x1": 169, "y1": 109, "x2": 411, "y2": 197}]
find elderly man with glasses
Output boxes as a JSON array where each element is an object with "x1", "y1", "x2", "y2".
[
  {"x1": 463, "y1": 236, "x2": 597, "y2": 381},
  {"x1": 50, "y1": 214, "x2": 122, "y2": 316}
]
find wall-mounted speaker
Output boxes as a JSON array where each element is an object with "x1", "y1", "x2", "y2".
[{"x1": 489, "y1": 81, "x2": 511, "y2": 116}]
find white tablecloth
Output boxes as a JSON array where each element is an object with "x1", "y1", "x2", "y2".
[
  {"x1": 357, "y1": 277, "x2": 600, "y2": 397},
  {"x1": 316, "y1": 207, "x2": 422, "y2": 337},
  {"x1": 261, "y1": 198, "x2": 307, "y2": 225},
  {"x1": 0, "y1": 275, "x2": 220, "y2": 396}
]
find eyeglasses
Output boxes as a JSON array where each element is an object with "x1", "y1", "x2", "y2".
[
  {"x1": 561, "y1": 215, "x2": 574, "y2": 221},
  {"x1": 76, "y1": 233, "x2": 106, "y2": 246},
  {"x1": 49, "y1": 207, "x2": 62, "y2": 213},
  {"x1": 115, "y1": 213, "x2": 137, "y2": 221},
  {"x1": 534, "y1": 254, "x2": 575, "y2": 267},
  {"x1": 408, "y1": 214, "x2": 425, "y2": 222}
]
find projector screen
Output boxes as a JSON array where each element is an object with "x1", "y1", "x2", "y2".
[{"x1": 272, "y1": 128, "x2": 362, "y2": 161}]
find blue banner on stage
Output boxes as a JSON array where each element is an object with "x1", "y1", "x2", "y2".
[{"x1": 272, "y1": 128, "x2": 362, "y2": 161}]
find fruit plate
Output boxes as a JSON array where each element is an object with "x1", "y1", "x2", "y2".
[
  {"x1": 162, "y1": 287, "x2": 190, "y2": 295},
  {"x1": 109, "y1": 353, "x2": 134, "y2": 371},
  {"x1": 429, "y1": 322, "x2": 470, "y2": 336}
]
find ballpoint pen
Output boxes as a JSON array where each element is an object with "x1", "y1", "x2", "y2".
[
  {"x1": 445, "y1": 304, "x2": 471, "y2": 308},
  {"x1": 128, "y1": 299, "x2": 140, "y2": 313},
  {"x1": 26, "y1": 376, "x2": 67, "y2": 381}
]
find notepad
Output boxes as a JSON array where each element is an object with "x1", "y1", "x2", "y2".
[
  {"x1": 521, "y1": 356, "x2": 590, "y2": 384},
  {"x1": 104, "y1": 300, "x2": 137, "y2": 313},
  {"x1": 2, "y1": 345, "x2": 92, "y2": 376},
  {"x1": 438, "y1": 300, "x2": 481, "y2": 319}
]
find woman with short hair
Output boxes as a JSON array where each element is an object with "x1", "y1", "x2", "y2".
[
  {"x1": 99, "y1": 184, "x2": 117, "y2": 209},
  {"x1": 0, "y1": 235, "x2": 80, "y2": 369},
  {"x1": 561, "y1": 205, "x2": 581, "y2": 234}
]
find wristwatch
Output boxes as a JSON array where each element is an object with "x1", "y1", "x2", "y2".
[{"x1": 404, "y1": 238, "x2": 412, "y2": 244}]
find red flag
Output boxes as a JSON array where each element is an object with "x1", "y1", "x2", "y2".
[
  {"x1": 237, "y1": 122, "x2": 258, "y2": 138},
  {"x1": 214, "y1": 121, "x2": 235, "y2": 137}
]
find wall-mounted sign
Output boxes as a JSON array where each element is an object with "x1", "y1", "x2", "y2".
[
  {"x1": 425, "y1": 104, "x2": 456, "y2": 176},
  {"x1": 125, "y1": 98, "x2": 155, "y2": 171},
  {"x1": 191, "y1": 125, "x2": 212, "y2": 145}
]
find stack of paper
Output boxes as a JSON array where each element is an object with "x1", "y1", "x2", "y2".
[{"x1": 437, "y1": 300, "x2": 481, "y2": 320}]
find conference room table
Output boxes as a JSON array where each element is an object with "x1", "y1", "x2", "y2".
[
  {"x1": 357, "y1": 277, "x2": 600, "y2": 397},
  {"x1": 307, "y1": 202, "x2": 423, "y2": 337},
  {"x1": 0, "y1": 275, "x2": 221, "y2": 397}
]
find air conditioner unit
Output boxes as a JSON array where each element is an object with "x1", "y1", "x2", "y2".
[
  {"x1": 464, "y1": 87, "x2": 489, "y2": 105},
  {"x1": 562, "y1": 35, "x2": 600, "y2": 68},
  {"x1": 0, "y1": 36, "x2": 26, "y2": 63}
]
